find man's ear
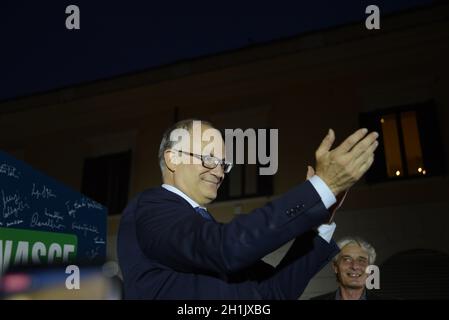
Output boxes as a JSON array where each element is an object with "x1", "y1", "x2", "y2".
[
  {"x1": 332, "y1": 261, "x2": 338, "y2": 274},
  {"x1": 164, "y1": 150, "x2": 178, "y2": 172}
]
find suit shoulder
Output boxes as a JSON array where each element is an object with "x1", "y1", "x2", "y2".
[
  {"x1": 309, "y1": 291, "x2": 336, "y2": 300},
  {"x1": 138, "y1": 186, "x2": 166, "y2": 200},
  {"x1": 135, "y1": 186, "x2": 193, "y2": 215}
]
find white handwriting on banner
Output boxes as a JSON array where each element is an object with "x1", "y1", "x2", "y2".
[
  {"x1": 1, "y1": 189, "x2": 30, "y2": 219},
  {"x1": 65, "y1": 197, "x2": 104, "y2": 218},
  {"x1": 6, "y1": 219, "x2": 24, "y2": 227},
  {"x1": 0, "y1": 163, "x2": 20, "y2": 179},
  {"x1": 86, "y1": 246, "x2": 100, "y2": 260},
  {"x1": 44, "y1": 209, "x2": 64, "y2": 221},
  {"x1": 31, "y1": 183, "x2": 56, "y2": 199},
  {"x1": 93, "y1": 236, "x2": 106, "y2": 245},
  {"x1": 72, "y1": 222, "x2": 99, "y2": 236},
  {"x1": 30, "y1": 209, "x2": 66, "y2": 230}
]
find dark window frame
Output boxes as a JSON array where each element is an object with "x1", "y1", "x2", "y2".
[
  {"x1": 81, "y1": 150, "x2": 132, "y2": 215},
  {"x1": 359, "y1": 100, "x2": 445, "y2": 184},
  {"x1": 215, "y1": 128, "x2": 274, "y2": 202}
]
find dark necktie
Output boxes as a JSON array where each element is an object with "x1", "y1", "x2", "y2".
[{"x1": 194, "y1": 207, "x2": 214, "y2": 221}]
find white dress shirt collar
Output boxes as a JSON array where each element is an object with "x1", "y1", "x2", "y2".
[{"x1": 161, "y1": 184, "x2": 206, "y2": 210}]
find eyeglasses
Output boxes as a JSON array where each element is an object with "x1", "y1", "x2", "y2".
[{"x1": 172, "y1": 150, "x2": 233, "y2": 173}]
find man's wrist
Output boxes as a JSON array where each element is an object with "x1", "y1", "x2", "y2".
[{"x1": 308, "y1": 175, "x2": 337, "y2": 209}]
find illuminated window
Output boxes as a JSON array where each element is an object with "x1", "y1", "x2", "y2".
[
  {"x1": 360, "y1": 101, "x2": 444, "y2": 182},
  {"x1": 381, "y1": 114, "x2": 404, "y2": 178}
]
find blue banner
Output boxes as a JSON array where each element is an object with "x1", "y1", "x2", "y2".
[{"x1": 0, "y1": 150, "x2": 107, "y2": 273}]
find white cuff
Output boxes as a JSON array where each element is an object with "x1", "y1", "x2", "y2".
[
  {"x1": 317, "y1": 222, "x2": 337, "y2": 243},
  {"x1": 308, "y1": 175, "x2": 337, "y2": 209}
]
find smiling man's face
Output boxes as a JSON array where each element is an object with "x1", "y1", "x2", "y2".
[
  {"x1": 333, "y1": 243, "x2": 370, "y2": 290},
  {"x1": 171, "y1": 124, "x2": 225, "y2": 206}
]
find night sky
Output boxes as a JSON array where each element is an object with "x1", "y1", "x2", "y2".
[{"x1": 0, "y1": 0, "x2": 435, "y2": 101}]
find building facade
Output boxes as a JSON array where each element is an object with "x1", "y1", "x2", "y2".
[{"x1": 1, "y1": 4, "x2": 448, "y2": 298}]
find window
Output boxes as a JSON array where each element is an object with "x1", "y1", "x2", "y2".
[
  {"x1": 81, "y1": 150, "x2": 132, "y2": 215},
  {"x1": 360, "y1": 101, "x2": 445, "y2": 183},
  {"x1": 216, "y1": 129, "x2": 273, "y2": 201}
]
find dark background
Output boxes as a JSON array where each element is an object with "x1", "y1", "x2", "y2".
[{"x1": 0, "y1": 0, "x2": 435, "y2": 101}]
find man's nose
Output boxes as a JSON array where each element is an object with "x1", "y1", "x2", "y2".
[
  {"x1": 350, "y1": 262, "x2": 363, "y2": 270},
  {"x1": 210, "y1": 164, "x2": 225, "y2": 179}
]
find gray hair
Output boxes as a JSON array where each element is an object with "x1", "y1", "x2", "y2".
[
  {"x1": 158, "y1": 119, "x2": 213, "y2": 172},
  {"x1": 333, "y1": 236, "x2": 377, "y2": 265}
]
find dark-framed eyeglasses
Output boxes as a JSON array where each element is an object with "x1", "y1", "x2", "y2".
[{"x1": 172, "y1": 150, "x2": 233, "y2": 173}]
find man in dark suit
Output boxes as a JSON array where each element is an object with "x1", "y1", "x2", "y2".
[
  {"x1": 117, "y1": 119, "x2": 379, "y2": 299},
  {"x1": 311, "y1": 237, "x2": 384, "y2": 300}
]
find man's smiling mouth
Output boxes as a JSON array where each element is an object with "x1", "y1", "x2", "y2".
[
  {"x1": 202, "y1": 179, "x2": 220, "y2": 186},
  {"x1": 347, "y1": 273, "x2": 362, "y2": 278}
]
